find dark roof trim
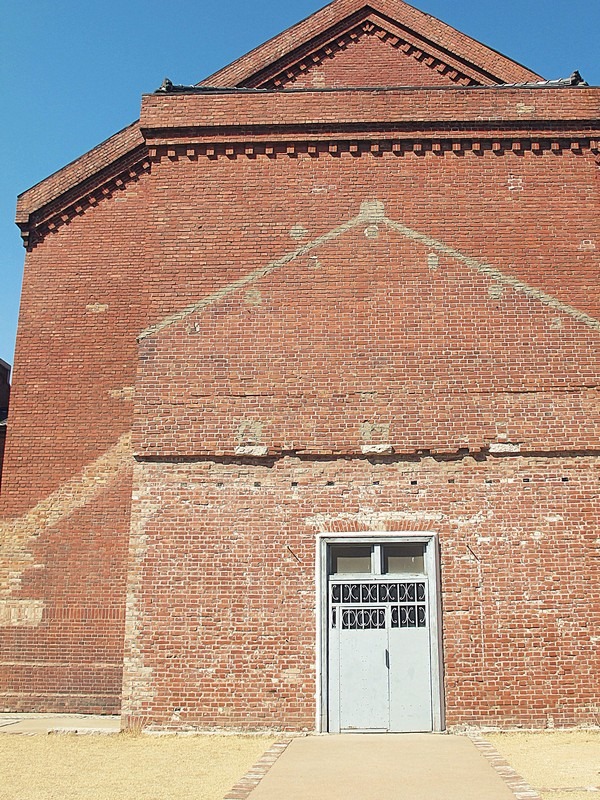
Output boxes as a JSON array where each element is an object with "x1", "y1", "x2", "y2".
[
  {"x1": 154, "y1": 71, "x2": 590, "y2": 95},
  {"x1": 499, "y1": 70, "x2": 588, "y2": 88}
]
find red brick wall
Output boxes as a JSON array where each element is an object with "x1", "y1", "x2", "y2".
[
  {"x1": 133, "y1": 144, "x2": 599, "y2": 461},
  {"x1": 0, "y1": 176, "x2": 151, "y2": 712},
  {"x1": 1, "y1": 177, "x2": 150, "y2": 513},
  {"x1": 0, "y1": 364, "x2": 9, "y2": 487},
  {"x1": 0, "y1": 479, "x2": 131, "y2": 713},
  {"x1": 124, "y1": 455, "x2": 600, "y2": 730},
  {"x1": 124, "y1": 138, "x2": 599, "y2": 729},
  {"x1": 134, "y1": 165, "x2": 600, "y2": 456},
  {"x1": 2, "y1": 79, "x2": 598, "y2": 724},
  {"x1": 0, "y1": 426, "x2": 6, "y2": 490}
]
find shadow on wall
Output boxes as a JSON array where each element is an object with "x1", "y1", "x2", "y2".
[{"x1": 0, "y1": 358, "x2": 11, "y2": 491}]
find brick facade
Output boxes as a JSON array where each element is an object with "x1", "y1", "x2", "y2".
[
  {"x1": 124, "y1": 455, "x2": 599, "y2": 730},
  {"x1": 1, "y1": 0, "x2": 599, "y2": 729}
]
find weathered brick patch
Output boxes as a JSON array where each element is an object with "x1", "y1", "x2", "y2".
[{"x1": 0, "y1": 432, "x2": 132, "y2": 597}]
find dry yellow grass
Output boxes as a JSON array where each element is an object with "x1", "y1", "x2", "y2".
[
  {"x1": 485, "y1": 730, "x2": 600, "y2": 800},
  {"x1": 0, "y1": 733, "x2": 276, "y2": 800}
]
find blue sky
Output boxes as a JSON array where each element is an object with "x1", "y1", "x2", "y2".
[{"x1": 1, "y1": 0, "x2": 598, "y2": 367}]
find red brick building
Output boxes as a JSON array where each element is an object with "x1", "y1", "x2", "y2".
[{"x1": 1, "y1": 0, "x2": 599, "y2": 732}]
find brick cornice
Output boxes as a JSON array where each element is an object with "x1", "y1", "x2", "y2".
[
  {"x1": 142, "y1": 86, "x2": 599, "y2": 157},
  {"x1": 18, "y1": 153, "x2": 151, "y2": 250},
  {"x1": 16, "y1": 123, "x2": 143, "y2": 224},
  {"x1": 140, "y1": 86, "x2": 600, "y2": 135},
  {"x1": 16, "y1": 123, "x2": 148, "y2": 249},
  {"x1": 16, "y1": 86, "x2": 599, "y2": 247},
  {"x1": 201, "y1": 0, "x2": 542, "y2": 88}
]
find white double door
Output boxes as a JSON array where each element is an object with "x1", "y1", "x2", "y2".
[{"x1": 328, "y1": 580, "x2": 433, "y2": 733}]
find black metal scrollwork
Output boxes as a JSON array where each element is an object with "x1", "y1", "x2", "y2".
[
  {"x1": 331, "y1": 582, "x2": 428, "y2": 630},
  {"x1": 341, "y1": 607, "x2": 386, "y2": 630}
]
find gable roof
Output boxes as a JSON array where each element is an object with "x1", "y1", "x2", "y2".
[
  {"x1": 201, "y1": 0, "x2": 543, "y2": 88},
  {"x1": 18, "y1": 0, "x2": 586, "y2": 246}
]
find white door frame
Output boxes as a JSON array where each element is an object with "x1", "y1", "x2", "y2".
[{"x1": 315, "y1": 531, "x2": 445, "y2": 733}]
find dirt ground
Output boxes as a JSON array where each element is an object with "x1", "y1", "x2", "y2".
[
  {"x1": 0, "y1": 733, "x2": 276, "y2": 800},
  {"x1": 1, "y1": 729, "x2": 598, "y2": 800},
  {"x1": 484, "y1": 730, "x2": 600, "y2": 800}
]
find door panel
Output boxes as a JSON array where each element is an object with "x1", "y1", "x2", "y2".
[
  {"x1": 388, "y1": 626, "x2": 432, "y2": 732},
  {"x1": 336, "y1": 608, "x2": 389, "y2": 731},
  {"x1": 328, "y1": 579, "x2": 433, "y2": 733},
  {"x1": 388, "y1": 582, "x2": 432, "y2": 732}
]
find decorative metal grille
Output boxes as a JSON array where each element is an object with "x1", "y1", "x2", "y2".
[
  {"x1": 391, "y1": 604, "x2": 427, "y2": 628},
  {"x1": 331, "y1": 582, "x2": 426, "y2": 604},
  {"x1": 340, "y1": 608, "x2": 386, "y2": 630},
  {"x1": 330, "y1": 582, "x2": 427, "y2": 629}
]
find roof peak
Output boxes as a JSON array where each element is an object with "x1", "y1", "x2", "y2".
[{"x1": 200, "y1": 0, "x2": 542, "y2": 89}]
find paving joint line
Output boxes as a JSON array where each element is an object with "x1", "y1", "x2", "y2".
[
  {"x1": 538, "y1": 789, "x2": 599, "y2": 794},
  {"x1": 222, "y1": 736, "x2": 295, "y2": 800},
  {"x1": 469, "y1": 733, "x2": 544, "y2": 800}
]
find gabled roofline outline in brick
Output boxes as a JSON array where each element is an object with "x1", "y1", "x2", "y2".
[
  {"x1": 200, "y1": 0, "x2": 543, "y2": 89},
  {"x1": 246, "y1": 15, "x2": 483, "y2": 91},
  {"x1": 137, "y1": 200, "x2": 600, "y2": 343}
]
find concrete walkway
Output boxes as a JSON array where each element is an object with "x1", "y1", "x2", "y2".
[
  {"x1": 244, "y1": 734, "x2": 520, "y2": 800},
  {"x1": 0, "y1": 713, "x2": 120, "y2": 734}
]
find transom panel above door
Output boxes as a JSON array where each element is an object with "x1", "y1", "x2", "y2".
[{"x1": 319, "y1": 537, "x2": 444, "y2": 734}]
